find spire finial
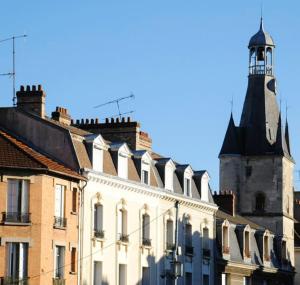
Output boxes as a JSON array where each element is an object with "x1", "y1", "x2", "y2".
[{"x1": 260, "y1": 1, "x2": 264, "y2": 31}]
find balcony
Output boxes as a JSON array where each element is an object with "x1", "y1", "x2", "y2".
[
  {"x1": 166, "y1": 242, "x2": 176, "y2": 251},
  {"x1": 53, "y1": 216, "x2": 67, "y2": 229},
  {"x1": 94, "y1": 229, "x2": 105, "y2": 239},
  {"x1": 53, "y1": 278, "x2": 65, "y2": 285},
  {"x1": 118, "y1": 233, "x2": 129, "y2": 243},
  {"x1": 0, "y1": 277, "x2": 29, "y2": 285},
  {"x1": 2, "y1": 212, "x2": 31, "y2": 224},
  {"x1": 202, "y1": 248, "x2": 211, "y2": 259},
  {"x1": 142, "y1": 238, "x2": 152, "y2": 247},
  {"x1": 185, "y1": 245, "x2": 194, "y2": 256}
]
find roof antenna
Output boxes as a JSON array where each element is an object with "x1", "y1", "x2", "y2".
[
  {"x1": 229, "y1": 94, "x2": 234, "y2": 114},
  {"x1": 0, "y1": 34, "x2": 28, "y2": 106},
  {"x1": 94, "y1": 93, "x2": 135, "y2": 120}
]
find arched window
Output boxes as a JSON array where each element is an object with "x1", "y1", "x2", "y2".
[
  {"x1": 166, "y1": 219, "x2": 174, "y2": 250},
  {"x1": 94, "y1": 204, "x2": 104, "y2": 238},
  {"x1": 142, "y1": 214, "x2": 151, "y2": 246},
  {"x1": 118, "y1": 209, "x2": 128, "y2": 242},
  {"x1": 266, "y1": 48, "x2": 273, "y2": 75},
  {"x1": 255, "y1": 193, "x2": 265, "y2": 212}
]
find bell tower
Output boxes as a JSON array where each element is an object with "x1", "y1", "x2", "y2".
[{"x1": 219, "y1": 19, "x2": 295, "y2": 264}]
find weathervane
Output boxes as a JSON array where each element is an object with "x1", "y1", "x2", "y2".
[{"x1": 0, "y1": 34, "x2": 28, "y2": 106}]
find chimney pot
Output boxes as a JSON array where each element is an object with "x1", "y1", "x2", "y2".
[
  {"x1": 76, "y1": 119, "x2": 79, "y2": 124},
  {"x1": 38, "y1": 85, "x2": 42, "y2": 91},
  {"x1": 105, "y1": 118, "x2": 109, "y2": 123},
  {"x1": 95, "y1": 118, "x2": 99, "y2": 124},
  {"x1": 20, "y1": 85, "x2": 25, "y2": 91},
  {"x1": 121, "y1": 117, "x2": 125, "y2": 123},
  {"x1": 32, "y1": 85, "x2": 36, "y2": 91},
  {"x1": 91, "y1": 119, "x2": 95, "y2": 124},
  {"x1": 116, "y1": 118, "x2": 120, "y2": 123},
  {"x1": 26, "y1": 85, "x2": 30, "y2": 92}
]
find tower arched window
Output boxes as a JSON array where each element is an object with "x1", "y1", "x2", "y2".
[
  {"x1": 266, "y1": 48, "x2": 273, "y2": 75},
  {"x1": 255, "y1": 193, "x2": 265, "y2": 212}
]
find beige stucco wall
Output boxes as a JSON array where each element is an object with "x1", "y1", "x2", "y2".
[{"x1": 0, "y1": 173, "x2": 79, "y2": 285}]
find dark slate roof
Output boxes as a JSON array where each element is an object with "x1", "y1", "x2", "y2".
[
  {"x1": 219, "y1": 114, "x2": 241, "y2": 156},
  {"x1": 249, "y1": 18, "x2": 275, "y2": 48},
  {"x1": 220, "y1": 76, "x2": 293, "y2": 161}
]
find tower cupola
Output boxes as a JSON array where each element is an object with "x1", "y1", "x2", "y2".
[{"x1": 248, "y1": 18, "x2": 275, "y2": 76}]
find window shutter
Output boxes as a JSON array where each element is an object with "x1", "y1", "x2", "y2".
[
  {"x1": 21, "y1": 181, "x2": 29, "y2": 213},
  {"x1": 8, "y1": 180, "x2": 19, "y2": 213}
]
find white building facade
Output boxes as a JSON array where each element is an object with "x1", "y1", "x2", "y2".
[{"x1": 79, "y1": 134, "x2": 217, "y2": 285}]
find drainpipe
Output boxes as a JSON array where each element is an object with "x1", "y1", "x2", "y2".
[{"x1": 78, "y1": 175, "x2": 88, "y2": 285}]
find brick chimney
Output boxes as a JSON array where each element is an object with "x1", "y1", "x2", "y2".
[
  {"x1": 71, "y1": 117, "x2": 152, "y2": 151},
  {"x1": 51, "y1": 107, "x2": 72, "y2": 125},
  {"x1": 213, "y1": 191, "x2": 236, "y2": 216},
  {"x1": 16, "y1": 85, "x2": 46, "y2": 118}
]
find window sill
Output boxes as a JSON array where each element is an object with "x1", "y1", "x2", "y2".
[
  {"x1": 141, "y1": 244, "x2": 152, "y2": 250},
  {"x1": 53, "y1": 225, "x2": 67, "y2": 230},
  {"x1": 92, "y1": 236, "x2": 105, "y2": 242},
  {"x1": 70, "y1": 211, "x2": 78, "y2": 215},
  {"x1": 69, "y1": 271, "x2": 77, "y2": 275},
  {"x1": 2, "y1": 221, "x2": 31, "y2": 226}
]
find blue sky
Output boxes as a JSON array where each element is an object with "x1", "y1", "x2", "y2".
[{"x1": 1, "y1": 1, "x2": 300, "y2": 190}]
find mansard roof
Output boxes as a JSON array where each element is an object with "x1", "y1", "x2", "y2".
[{"x1": 0, "y1": 128, "x2": 84, "y2": 180}]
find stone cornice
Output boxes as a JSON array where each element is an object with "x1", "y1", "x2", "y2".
[{"x1": 83, "y1": 169, "x2": 218, "y2": 214}]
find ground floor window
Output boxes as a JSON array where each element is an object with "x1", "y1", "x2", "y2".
[
  {"x1": 203, "y1": 274, "x2": 210, "y2": 285},
  {"x1": 119, "y1": 264, "x2": 127, "y2": 285},
  {"x1": 142, "y1": 266, "x2": 150, "y2": 285},
  {"x1": 185, "y1": 272, "x2": 192, "y2": 285},
  {"x1": 94, "y1": 261, "x2": 102, "y2": 285},
  {"x1": 6, "y1": 242, "x2": 28, "y2": 280},
  {"x1": 54, "y1": 245, "x2": 65, "y2": 279}
]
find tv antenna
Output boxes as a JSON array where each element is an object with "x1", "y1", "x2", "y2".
[
  {"x1": 0, "y1": 34, "x2": 28, "y2": 106},
  {"x1": 94, "y1": 93, "x2": 135, "y2": 120}
]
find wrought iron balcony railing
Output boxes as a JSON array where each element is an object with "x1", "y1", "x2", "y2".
[
  {"x1": 0, "y1": 277, "x2": 29, "y2": 285},
  {"x1": 142, "y1": 238, "x2": 152, "y2": 246},
  {"x1": 94, "y1": 229, "x2": 105, "y2": 239},
  {"x1": 166, "y1": 242, "x2": 176, "y2": 251},
  {"x1": 118, "y1": 233, "x2": 129, "y2": 243},
  {"x1": 2, "y1": 212, "x2": 31, "y2": 223},
  {"x1": 53, "y1": 216, "x2": 67, "y2": 228},
  {"x1": 52, "y1": 278, "x2": 65, "y2": 285},
  {"x1": 185, "y1": 245, "x2": 194, "y2": 256}
]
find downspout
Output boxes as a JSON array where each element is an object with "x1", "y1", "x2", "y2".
[{"x1": 78, "y1": 176, "x2": 88, "y2": 285}]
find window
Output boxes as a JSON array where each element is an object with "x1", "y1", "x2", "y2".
[
  {"x1": 142, "y1": 267, "x2": 150, "y2": 285},
  {"x1": 142, "y1": 214, "x2": 151, "y2": 246},
  {"x1": 166, "y1": 219, "x2": 174, "y2": 250},
  {"x1": 255, "y1": 193, "x2": 265, "y2": 212},
  {"x1": 264, "y1": 236, "x2": 269, "y2": 261},
  {"x1": 184, "y1": 178, "x2": 191, "y2": 197},
  {"x1": 54, "y1": 246, "x2": 65, "y2": 278},
  {"x1": 282, "y1": 240, "x2": 287, "y2": 261},
  {"x1": 94, "y1": 261, "x2": 102, "y2": 285},
  {"x1": 142, "y1": 170, "x2": 149, "y2": 185},
  {"x1": 203, "y1": 274, "x2": 210, "y2": 285},
  {"x1": 72, "y1": 188, "x2": 77, "y2": 213},
  {"x1": 93, "y1": 147, "x2": 103, "y2": 172},
  {"x1": 54, "y1": 185, "x2": 66, "y2": 228},
  {"x1": 244, "y1": 231, "x2": 250, "y2": 258},
  {"x1": 6, "y1": 179, "x2": 29, "y2": 223},
  {"x1": 203, "y1": 228, "x2": 209, "y2": 249},
  {"x1": 70, "y1": 247, "x2": 76, "y2": 273},
  {"x1": 185, "y1": 272, "x2": 192, "y2": 285},
  {"x1": 185, "y1": 224, "x2": 193, "y2": 255},
  {"x1": 165, "y1": 164, "x2": 174, "y2": 191},
  {"x1": 6, "y1": 243, "x2": 28, "y2": 280},
  {"x1": 119, "y1": 264, "x2": 127, "y2": 285},
  {"x1": 94, "y1": 204, "x2": 104, "y2": 238},
  {"x1": 118, "y1": 209, "x2": 128, "y2": 242},
  {"x1": 118, "y1": 154, "x2": 128, "y2": 179},
  {"x1": 222, "y1": 226, "x2": 229, "y2": 254}
]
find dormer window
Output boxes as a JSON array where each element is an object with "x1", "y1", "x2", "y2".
[
  {"x1": 165, "y1": 163, "x2": 174, "y2": 191},
  {"x1": 184, "y1": 178, "x2": 191, "y2": 197},
  {"x1": 244, "y1": 230, "x2": 250, "y2": 258},
  {"x1": 142, "y1": 170, "x2": 149, "y2": 185},
  {"x1": 222, "y1": 225, "x2": 229, "y2": 254},
  {"x1": 264, "y1": 235, "x2": 270, "y2": 262},
  {"x1": 118, "y1": 153, "x2": 128, "y2": 179},
  {"x1": 85, "y1": 134, "x2": 108, "y2": 172}
]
